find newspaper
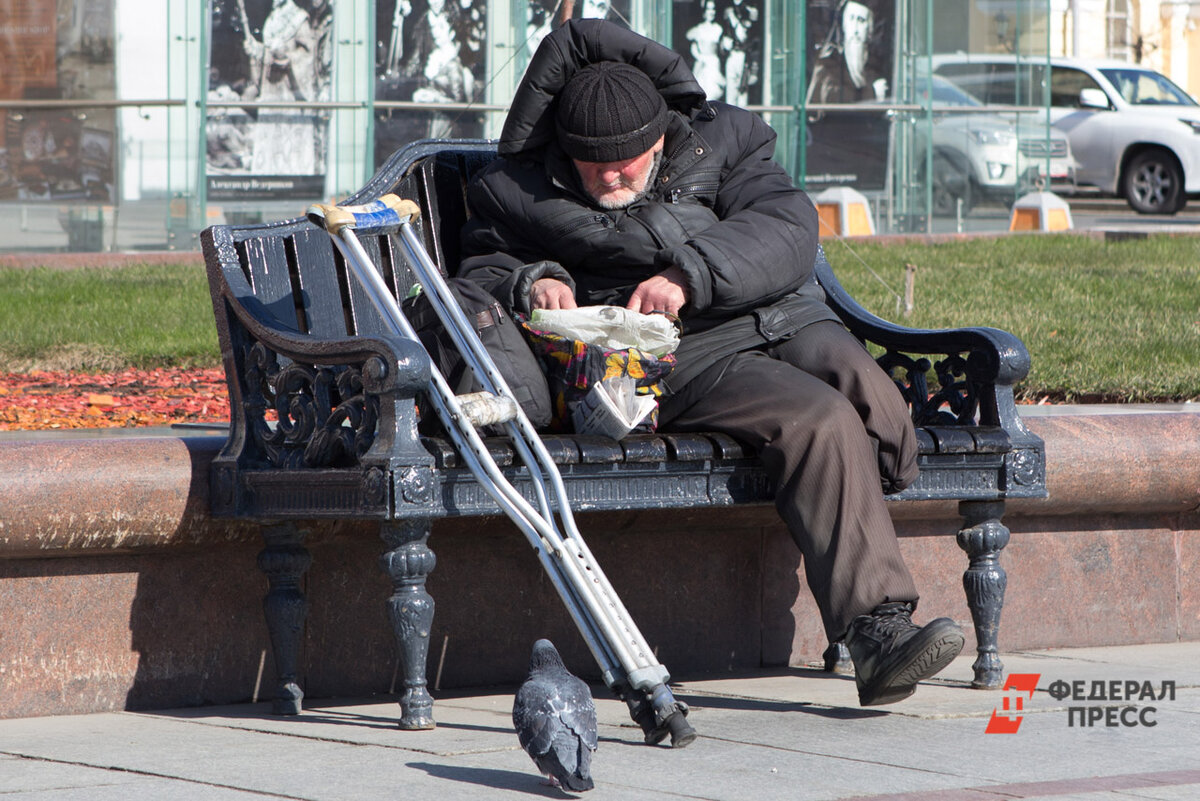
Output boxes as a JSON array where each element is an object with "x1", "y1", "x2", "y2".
[{"x1": 571, "y1": 376, "x2": 658, "y2": 440}]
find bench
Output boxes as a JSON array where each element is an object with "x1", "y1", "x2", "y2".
[{"x1": 200, "y1": 139, "x2": 1047, "y2": 730}]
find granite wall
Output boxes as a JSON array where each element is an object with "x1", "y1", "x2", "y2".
[{"x1": 1, "y1": 413, "x2": 1197, "y2": 719}]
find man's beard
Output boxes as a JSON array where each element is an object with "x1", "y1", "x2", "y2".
[
  {"x1": 844, "y1": 40, "x2": 867, "y2": 88},
  {"x1": 590, "y1": 150, "x2": 664, "y2": 210}
]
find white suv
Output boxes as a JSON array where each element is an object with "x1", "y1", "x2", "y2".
[
  {"x1": 920, "y1": 75, "x2": 1075, "y2": 215},
  {"x1": 932, "y1": 54, "x2": 1200, "y2": 214},
  {"x1": 804, "y1": 75, "x2": 1075, "y2": 217}
]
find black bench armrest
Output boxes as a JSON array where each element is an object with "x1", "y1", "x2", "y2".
[
  {"x1": 813, "y1": 246, "x2": 1031, "y2": 434},
  {"x1": 202, "y1": 225, "x2": 433, "y2": 480}
]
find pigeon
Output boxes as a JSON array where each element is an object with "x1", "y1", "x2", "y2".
[{"x1": 512, "y1": 639, "x2": 598, "y2": 792}]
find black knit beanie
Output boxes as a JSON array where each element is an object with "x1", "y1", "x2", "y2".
[{"x1": 555, "y1": 62, "x2": 669, "y2": 162}]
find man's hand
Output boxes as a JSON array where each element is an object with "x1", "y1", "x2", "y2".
[
  {"x1": 530, "y1": 277, "x2": 578, "y2": 310},
  {"x1": 626, "y1": 265, "x2": 689, "y2": 317}
]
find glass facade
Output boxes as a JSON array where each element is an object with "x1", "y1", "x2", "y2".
[{"x1": 0, "y1": 0, "x2": 1058, "y2": 253}]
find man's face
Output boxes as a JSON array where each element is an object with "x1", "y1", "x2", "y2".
[
  {"x1": 843, "y1": 1, "x2": 872, "y2": 46},
  {"x1": 571, "y1": 136, "x2": 664, "y2": 209}
]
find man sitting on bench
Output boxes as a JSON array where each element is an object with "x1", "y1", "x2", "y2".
[{"x1": 458, "y1": 19, "x2": 964, "y2": 706}]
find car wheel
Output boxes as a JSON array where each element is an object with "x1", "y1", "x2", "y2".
[
  {"x1": 928, "y1": 155, "x2": 973, "y2": 217},
  {"x1": 1123, "y1": 149, "x2": 1183, "y2": 215}
]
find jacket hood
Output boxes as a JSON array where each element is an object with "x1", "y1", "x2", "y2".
[{"x1": 499, "y1": 19, "x2": 707, "y2": 158}]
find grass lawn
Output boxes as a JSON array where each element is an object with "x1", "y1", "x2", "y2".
[
  {"x1": 823, "y1": 234, "x2": 1200, "y2": 402},
  {"x1": 0, "y1": 263, "x2": 218, "y2": 372},
  {"x1": 1, "y1": 232, "x2": 1198, "y2": 402}
]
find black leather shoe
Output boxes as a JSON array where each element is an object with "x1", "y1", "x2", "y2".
[{"x1": 845, "y1": 602, "x2": 965, "y2": 706}]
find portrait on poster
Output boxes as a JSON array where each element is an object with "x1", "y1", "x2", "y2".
[
  {"x1": 3, "y1": 113, "x2": 113, "y2": 201},
  {"x1": 805, "y1": 0, "x2": 894, "y2": 105},
  {"x1": 671, "y1": 0, "x2": 763, "y2": 107},
  {"x1": 206, "y1": 0, "x2": 332, "y2": 200},
  {"x1": 804, "y1": 0, "x2": 896, "y2": 192},
  {"x1": 524, "y1": 0, "x2": 633, "y2": 55}
]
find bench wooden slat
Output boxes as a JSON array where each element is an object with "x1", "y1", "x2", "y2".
[
  {"x1": 240, "y1": 236, "x2": 299, "y2": 330},
  {"x1": 421, "y1": 436, "x2": 458, "y2": 468},
  {"x1": 969, "y1": 427, "x2": 1012, "y2": 454},
  {"x1": 341, "y1": 233, "x2": 395, "y2": 336},
  {"x1": 620, "y1": 434, "x2": 670, "y2": 463},
  {"x1": 913, "y1": 428, "x2": 936, "y2": 453},
  {"x1": 540, "y1": 436, "x2": 583, "y2": 464},
  {"x1": 926, "y1": 426, "x2": 979, "y2": 454},
  {"x1": 410, "y1": 160, "x2": 445, "y2": 272},
  {"x1": 288, "y1": 228, "x2": 347, "y2": 338},
  {"x1": 708, "y1": 433, "x2": 752, "y2": 460},
  {"x1": 575, "y1": 436, "x2": 625, "y2": 464},
  {"x1": 662, "y1": 434, "x2": 715, "y2": 462},
  {"x1": 485, "y1": 438, "x2": 515, "y2": 466}
]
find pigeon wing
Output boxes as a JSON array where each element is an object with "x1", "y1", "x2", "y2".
[
  {"x1": 556, "y1": 670, "x2": 598, "y2": 751},
  {"x1": 513, "y1": 675, "x2": 563, "y2": 757}
]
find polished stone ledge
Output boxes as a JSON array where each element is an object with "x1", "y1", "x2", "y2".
[
  {"x1": 1, "y1": 412, "x2": 1198, "y2": 558},
  {"x1": 0, "y1": 436, "x2": 259, "y2": 558}
]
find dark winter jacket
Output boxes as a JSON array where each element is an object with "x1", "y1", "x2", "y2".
[{"x1": 459, "y1": 19, "x2": 838, "y2": 403}]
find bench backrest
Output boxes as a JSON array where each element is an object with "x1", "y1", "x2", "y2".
[
  {"x1": 208, "y1": 141, "x2": 495, "y2": 345},
  {"x1": 201, "y1": 138, "x2": 1047, "y2": 516}
]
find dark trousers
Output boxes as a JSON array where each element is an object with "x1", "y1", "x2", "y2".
[{"x1": 659, "y1": 321, "x2": 920, "y2": 641}]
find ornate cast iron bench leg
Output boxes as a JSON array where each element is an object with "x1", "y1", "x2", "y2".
[
  {"x1": 257, "y1": 522, "x2": 311, "y2": 715},
  {"x1": 380, "y1": 519, "x2": 437, "y2": 730},
  {"x1": 957, "y1": 500, "x2": 1010, "y2": 689}
]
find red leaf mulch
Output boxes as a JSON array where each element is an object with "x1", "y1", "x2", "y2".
[{"x1": 0, "y1": 368, "x2": 231, "y2": 431}]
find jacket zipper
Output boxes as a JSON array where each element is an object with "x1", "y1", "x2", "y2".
[
  {"x1": 669, "y1": 183, "x2": 716, "y2": 204},
  {"x1": 554, "y1": 213, "x2": 613, "y2": 235}
]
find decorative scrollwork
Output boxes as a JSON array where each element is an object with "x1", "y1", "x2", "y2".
[
  {"x1": 242, "y1": 341, "x2": 379, "y2": 468},
  {"x1": 1008, "y1": 448, "x2": 1043, "y2": 487},
  {"x1": 877, "y1": 350, "x2": 979, "y2": 426}
]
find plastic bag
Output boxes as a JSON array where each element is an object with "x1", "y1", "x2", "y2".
[
  {"x1": 519, "y1": 314, "x2": 677, "y2": 435},
  {"x1": 529, "y1": 306, "x2": 680, "y2": 357}
]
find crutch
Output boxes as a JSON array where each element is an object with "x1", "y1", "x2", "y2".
[{"x1": 307, "y1": 194, "x2": 697, "y2": 747}]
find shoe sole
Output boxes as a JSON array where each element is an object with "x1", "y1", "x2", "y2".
[{"x1": 858, "y1": 622, "x2": 966, "y2": 706}]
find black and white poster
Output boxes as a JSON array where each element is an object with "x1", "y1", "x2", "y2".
[
  {"x1": 374, "y1": 0, "x2": 486, "y2": 168},
  {"x1": 206, "y1": 0, "x2": 332, "y2": 200},
  {"x1": 672, "y1": 0, "x2": 763, "y2": 107},
  {"x1": 524, "y1": 0, "x2": 633, "y2": 55},
  {"x1": 803, "y1": 0, "x2": 896, "y2": 191}
]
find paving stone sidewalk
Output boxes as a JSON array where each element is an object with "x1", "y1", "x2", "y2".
[{"x1": 1, "y1": 642, "x2": 1198, "y2": 800}]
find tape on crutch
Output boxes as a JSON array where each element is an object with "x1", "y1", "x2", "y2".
[{"x1": 306, "y1": 193, "x2": 422, "y2": 235}]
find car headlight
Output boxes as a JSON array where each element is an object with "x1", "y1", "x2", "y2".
[
  {"x1": 970, "y1": 128, "x2": 1016, "y2": 147},
  {"x1": 1180, "y1": 118, "x2": 1200, "y2": 135}
]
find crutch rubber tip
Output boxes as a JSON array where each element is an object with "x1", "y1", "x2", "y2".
[
  {"x1": 639, "y1": 707, "x2": 696, "y2": 748},
  {"x1": 664, "y1": 710, "x2": 698, "y2": 748},
  {"x1": 643, "y1": 725, "x2": 669, "y2": 746}
]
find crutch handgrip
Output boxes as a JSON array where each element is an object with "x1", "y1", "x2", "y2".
[
  {"x1": 306, "y1": 194, "x2": 422, "y2": 235},
  {"x1": 456, "y1": 391, "x2": 520, "y2": 428}
]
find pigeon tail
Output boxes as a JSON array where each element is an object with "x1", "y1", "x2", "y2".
[{"x1": 560, "y1": 771, "x2": 595, "y2": 792}]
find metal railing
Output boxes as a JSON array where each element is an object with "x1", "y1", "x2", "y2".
[{"x1": 0, "y1": 99, "x2": 184, "y2": 110}]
